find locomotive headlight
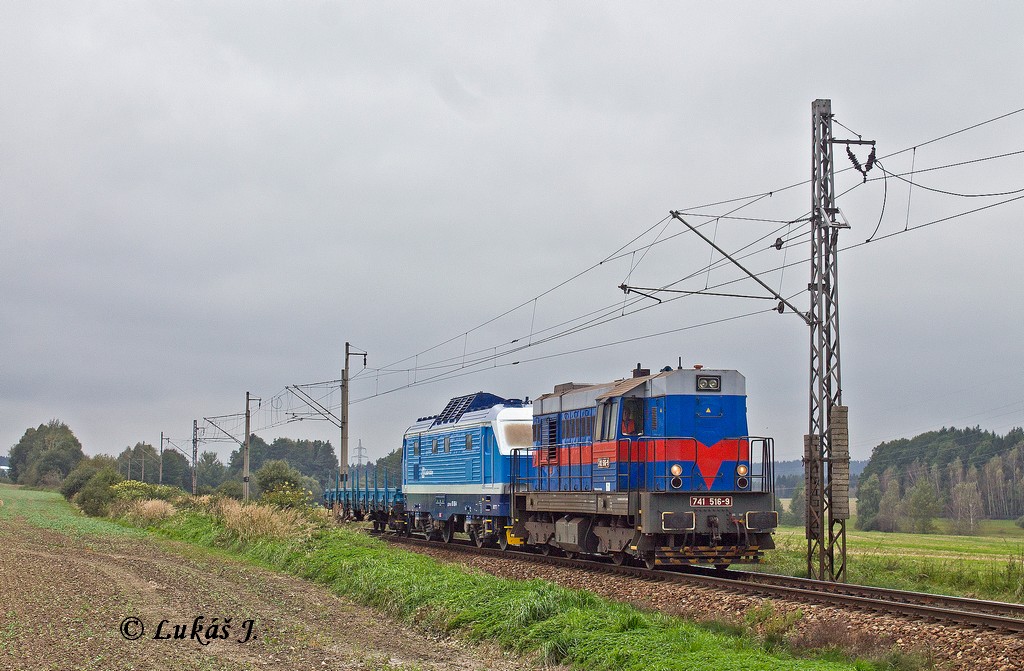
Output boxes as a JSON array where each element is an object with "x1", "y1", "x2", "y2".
[
  {"x1": 696, "y1": 375, "x2": 722, "y2": 392},
  {"x1": 670, "y1": 463, "x2": 683, "y2": 476},
  {"x1": 736, "y1": 464, "x2": 748, "y2": 476}
]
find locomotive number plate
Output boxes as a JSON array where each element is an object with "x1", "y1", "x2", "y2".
[{"x1": 690, "y1": 496, "x2": 733, "y2": 507}]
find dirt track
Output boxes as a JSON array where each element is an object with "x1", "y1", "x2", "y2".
[{"x1": 0, "y1": 516, "x2": 536, "y2": 671}]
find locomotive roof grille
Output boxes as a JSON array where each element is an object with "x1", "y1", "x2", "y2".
[{"x1": 431, "y1": 392, "x2": 521, "y2": 426}]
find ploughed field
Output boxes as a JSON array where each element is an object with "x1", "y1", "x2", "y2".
[{"x1": 0, "y1": 485, "x2": 532, "y2": 671}]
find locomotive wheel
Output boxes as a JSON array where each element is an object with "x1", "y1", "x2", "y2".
[
  {"x1": 441, "y1": 521, "x2": 454, "y2": 544},
  {"x1": 610, "y1": 551, "x2": 628, "y2": 566},
  {"x1": 472, "y1": 528, "x2": 485, "y2": 548}
]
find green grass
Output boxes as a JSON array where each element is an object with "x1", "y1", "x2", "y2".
[
  {"x1": 0, "y1": 484, "x2": 142, "y2": 537},
  {"x1": 147, "y1": 508, "x2": 886, "y2": 671},
  {"x1": 753, "y1": 523, "x2": 1024, "y2": 602}
]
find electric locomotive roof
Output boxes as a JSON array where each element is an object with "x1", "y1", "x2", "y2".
[{"x1": 410, "y1": 392, "x2": 526, "y2": 431}]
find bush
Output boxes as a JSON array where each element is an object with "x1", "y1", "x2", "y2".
[
  {"x1": 254, "y1": 459, "x2": 303, "y2": 494},
  {"x1": 1016, "y1": 515, "x2": 1024, "y2": 530},
  {"x1": 260, "y1": 482, "x2": 315, "y2": 509},
  {"x1": 61, "y1": 465, "x2": 100, "y2": 500},
  {"x1": 109, "y1": 480, "x2": 184, "y2": 503},
  {"x1": 75, "y1": 468, "x2": 124, "y2": 516},
  {"x1": 216, "y1": 480, "x2": 243, "y2": 499}
]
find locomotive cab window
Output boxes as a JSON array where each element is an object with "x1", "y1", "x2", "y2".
[
  {"x1": 620, "y1": 397, "x2": 644, "y2": 436},
  {"x1": 596, "y1": 399, "x2": 619, "y2": 441}
]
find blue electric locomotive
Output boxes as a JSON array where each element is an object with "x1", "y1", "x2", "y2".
[{"x1": 400, "y1": 392, "x2": 533, "y2": 545}]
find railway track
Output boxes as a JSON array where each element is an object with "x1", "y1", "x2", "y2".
[{"x1": 376, "y1": 531, "x2": 1024, "y2": 634}]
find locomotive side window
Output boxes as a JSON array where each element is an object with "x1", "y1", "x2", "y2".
[
  {"x1": 432, "y1": 438, "x2": 438, "y2": 454},
  {"x1": 413, "y1": 437, "x2": 420, "y2": 456},
  {"x1": 596, "y1": 400, "x2": 618, "y2": 440},
  {"x1": 621, "y1": 397, "x2": 644, "y2": 436},
  {"x1": 465, "y1": 434, "x2": 473, "y2": 451},
  {"x1": 444, "y1": 436, "x2": 451, "y2": 453}
]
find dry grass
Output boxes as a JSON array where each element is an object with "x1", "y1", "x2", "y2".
[
  {"x1": 116, "y1": 498, "x2": 178, "y2": 526},
  {"x1": 207, "y1": 496, "x2": 314, "y2": 543}
]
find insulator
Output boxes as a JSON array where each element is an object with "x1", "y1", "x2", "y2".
[
  {"x1": 846, "y1": 145, "x2": 862, "y2": 173},
  {"x1": 864, "y1": 146, "x2": 876, "y2": 172},
  {"x1": 774, "y1": 237, "x2": 784, "y2": 250}
]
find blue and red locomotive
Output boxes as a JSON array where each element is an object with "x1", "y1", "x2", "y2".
[{"x1": 393, "y1": 363, "x2": 777, "y2": 568}]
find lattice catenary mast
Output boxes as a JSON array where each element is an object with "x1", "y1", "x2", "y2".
[{"x1": 805, "y1": 99, "x2": 872, "y2": 582}]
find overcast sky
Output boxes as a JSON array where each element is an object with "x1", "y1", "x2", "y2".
[{"x1": 3, "y1": 2, "x2": 1023, "y2": 469}]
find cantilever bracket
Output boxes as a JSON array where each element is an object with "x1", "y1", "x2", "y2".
[{"x1": 669, "y1": 211, "x2": 812, "y2": 325}]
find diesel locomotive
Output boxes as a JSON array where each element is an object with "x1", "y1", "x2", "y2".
[{"x1": 394, "y1": 363, "x2": 778, "y2": 569}]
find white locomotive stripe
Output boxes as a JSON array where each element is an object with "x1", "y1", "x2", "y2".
[{"x1": 403, "y1": 484, "x2": 510, "y2": 495}]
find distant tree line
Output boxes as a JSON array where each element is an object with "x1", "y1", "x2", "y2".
[
  {"x1": 4, "y1": 419, "x2": 413, "y2": 506},
  {"x1": 857, "y1": 426, "x2": 1024, "y2": 534},
  {"x1": 772, "y1": 428, "x2": 1024, "y2": 534}
]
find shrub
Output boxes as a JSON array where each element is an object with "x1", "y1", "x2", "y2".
[
  {"x1": 75, "y1": 468, "x2": 124, "y2": 516},
  {"x1": 254, "y1": 459, "x2": 303, "y2": 494},
  {"x1": 216, "y1": 480, "x2": 243, "y2": 499},
  {"x1": 260, "y1": 482, "x2": 315, "y2": 509},
  {"x1": 61, "y1": 465, "x2": 100, "y2": 500},
  {"x1": 110, "y1": 480, "x2": 185, "y2": 503},
  {"x1": 1016, "y1": 515, "x2": 1024, "y2": 530}
]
